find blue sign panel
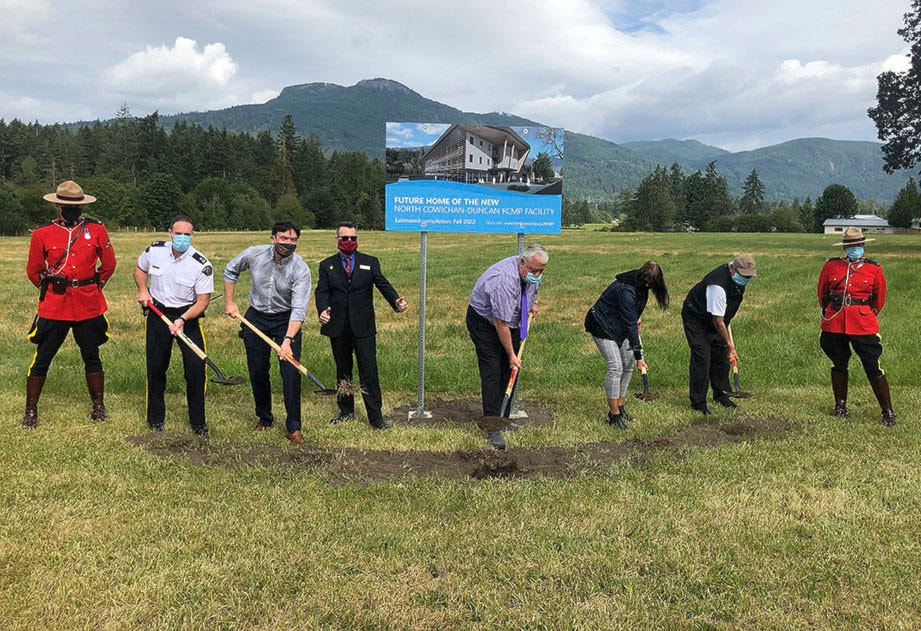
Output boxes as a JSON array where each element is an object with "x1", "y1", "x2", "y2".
[{"x1": 386, "y1": 180, "x2": 561, "y2": 234}]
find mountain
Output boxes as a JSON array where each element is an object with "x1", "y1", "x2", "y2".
[
  {"x1": 623, "y1": 138, "x2": 730, "y2": 165},
  {"x1": 156, "y1": 78, "x2": 913, "y2": 204},
  {"x1": 159, "y1": 78, "x2": 539, "y2": 157}
]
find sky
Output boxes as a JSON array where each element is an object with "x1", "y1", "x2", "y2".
[{"x1": 0, "y1": 0, "x2": 912, "y2": 152}]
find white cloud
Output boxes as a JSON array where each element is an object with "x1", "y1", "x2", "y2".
[
  {"x1": 0, "y1": 92, "x2": 96, "y2": 123},
  {"x1": 0, "y1": 0, "x2": 55, "y2": 45},
  {"x1": 103, "y1": 37, "x2": 238, "y2": 110},
  {"x1": 251, "y1": 89, "x2": 280, "y2": 104}
]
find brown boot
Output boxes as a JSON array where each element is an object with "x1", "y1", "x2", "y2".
[
  {"x1": 86, "y1": 372, "x2": 108, "y2": 422},
  {"x1": 23, "y1": 376, "x2": 45, "y2": 429},
  {"x1": 869, "y1": 374, "x2": 897, "y2": 427},
  {"x1": 831, "y1": 369, "x2": 849, "y2": 418}
]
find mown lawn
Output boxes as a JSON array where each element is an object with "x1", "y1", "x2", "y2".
[{"x1": 1, "y1": 228, "x2": 919, "y2": 629}]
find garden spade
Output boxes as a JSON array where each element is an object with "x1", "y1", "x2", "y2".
[
  {"x1": 632, "y1": 332, "x2": 659, "y2": 401},
  {"x1": 727, "y1": 324, "x2": 754, "y2": 398},
  {"x1": 634, "y1": 365, "x2": 660, "y2": 402},
  {"x1": 233, "y1": 313, "x2": 335, "y2": 394},
  {"x1": 146, "y1": 301, "x2": 245, "y2": 386},
  {"x1": 499, "y1": 311, "x2": 536, "y2": 417}
]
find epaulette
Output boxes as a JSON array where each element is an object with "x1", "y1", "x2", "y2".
[
  {"x1": 192, "y1": 252, "x2": 209, "y2": 265},
  {"x1": 35, "y1": 221, "x2": 54, "y2": 228},
  {"x1": 825, "y1": 257, "x2": 843, "y2": 262},
  {"x1": 144, "y1": 240, "x2": 168, "y2": 253},
  {"x1": 84, "y1": 218, "x2": 102, "y2": 225},
  {"x1": 863, "y1": 258, "x2": 880, "y2": 266}
]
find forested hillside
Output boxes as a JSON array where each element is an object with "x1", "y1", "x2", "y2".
[{"x1": 3, "y1": 78, "x2": 918, "y2": 234}]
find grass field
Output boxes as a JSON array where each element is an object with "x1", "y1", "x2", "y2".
[{"x1": 1, "y1": 228, "x2": 920, "y2": 629}]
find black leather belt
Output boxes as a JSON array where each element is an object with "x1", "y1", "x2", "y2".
[
  {"x1": 841, "y1": 297, "x2": 870, "y2": 306},
  {"x1": 69, "y1": 277, "x2": 97, "y2": 287}
]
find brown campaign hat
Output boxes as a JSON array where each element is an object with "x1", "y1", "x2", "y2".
[
  {"x1": 832, "y1": 226, "x2": 875, "y2": 246},
  {"x1": 731, "y1": 253, "x2": 757, "y2": 277},
  {"x1": 43, "y1": 180, "x2": 96, "y2": 205}
]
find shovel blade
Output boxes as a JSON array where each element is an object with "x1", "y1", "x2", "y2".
[
  {"x1": 211, "y1": 375, "x2": 246, "y2": 386},
  {"x1": 634, "y1": 391, "x2": 660, "y2": 402},
  {"x1": 727, "y1": 390, "x2": 754, "y2": 399}
]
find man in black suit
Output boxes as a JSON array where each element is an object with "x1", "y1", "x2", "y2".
[{"x1": 315, "y1": 222, "x2": 407, "y2": 429}]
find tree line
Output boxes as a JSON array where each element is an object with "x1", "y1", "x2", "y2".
[
  {"x1": 0, "y1": 110, "x2": 384, "y2": 234},
  {"x1": 562, "y1": 162, "x2": 921, "y2": 232}
]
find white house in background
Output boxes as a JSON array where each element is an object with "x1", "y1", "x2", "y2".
[{"x1": 823, "y1": 215, "x2": 893, "y2": 236}]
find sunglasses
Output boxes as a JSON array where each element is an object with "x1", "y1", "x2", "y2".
[{"x1": 338, "y1": 235, "x2": 358, "y2": 241}]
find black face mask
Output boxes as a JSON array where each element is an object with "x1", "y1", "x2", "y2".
[
  {"x1": 60, "y1": 206, "x2": 82, "y2": 225},
  {"x1": 274, "y1": 242, "x2": 297, "y2": 257}
]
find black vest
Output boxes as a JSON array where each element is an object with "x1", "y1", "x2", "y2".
[{"x1": 682, "y1": 264, "x2": 745, "y2": 326}]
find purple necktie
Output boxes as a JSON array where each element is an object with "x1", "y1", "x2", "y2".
[{"x1": 520, "y1": 284, "x2": 529, "y2": 340}]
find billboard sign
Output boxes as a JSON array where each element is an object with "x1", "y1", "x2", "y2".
[{"x1": 385, "y1": 123, "x2": 563, "y2": 234}]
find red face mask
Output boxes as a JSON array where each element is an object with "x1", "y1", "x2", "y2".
[{"x1": 337, "y1": 238, "x2": 358, "y2": 255}]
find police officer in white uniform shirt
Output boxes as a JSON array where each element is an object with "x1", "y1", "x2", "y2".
[{"x1": 135, "y1": 215, "x2": 214, "y2": 434}]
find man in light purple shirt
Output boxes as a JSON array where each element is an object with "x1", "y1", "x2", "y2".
[{"x1": 466, "y1": 244, "x2": 546, "y2": 450}]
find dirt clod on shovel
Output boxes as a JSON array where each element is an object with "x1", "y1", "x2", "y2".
[{"x1": 477, "y1": 416, "x2": 522, "y2": 433}]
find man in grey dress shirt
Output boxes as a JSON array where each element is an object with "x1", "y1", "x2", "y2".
[
  {"x1": 467, "y1": 244, "x2": 546, "y2": 450},
  {"x1": 224, "y1": 220, "x2": 312, "y2": 444}
]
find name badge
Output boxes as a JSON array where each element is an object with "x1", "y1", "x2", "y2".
[{"x1": 359, "y1": 264, "x2": 371, "y2": 271}]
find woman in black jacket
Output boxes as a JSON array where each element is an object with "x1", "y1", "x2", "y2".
[{"x1": 585, "y1": 261, "x2": 669, "y2": 428}]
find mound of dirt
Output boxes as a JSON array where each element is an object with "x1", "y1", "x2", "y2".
[{"x1": 126, "y1": 407, "x2": 797, "y2": 481}]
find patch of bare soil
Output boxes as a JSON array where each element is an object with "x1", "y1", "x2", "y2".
[
  {"x1": 391, "y1": 398, "x2": 555, "y2": 430},
  {"x1": 126, "y1": 399, "x2": 797, "y2": 481}
]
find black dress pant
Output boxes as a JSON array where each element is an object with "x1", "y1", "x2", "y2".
[
  {"x1": 466, "y1": 305, "x2": 521, "y2": 418},
  {"x1": 241, "y1": 308, "x2": 302, "y2": 433},
  {"x1": 330, "y1": 329, "x2": 382, "y2": 422},
  {"x1": 146, "y1": 308, "x2": 206, "y2": 430},
  {"x1": 682, "y1": 310, "x2": 732, "y2": 409}
]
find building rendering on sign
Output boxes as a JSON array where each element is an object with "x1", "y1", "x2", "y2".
[{"x1": 422, "y1": 125, "x2": 531, "y2": 183}]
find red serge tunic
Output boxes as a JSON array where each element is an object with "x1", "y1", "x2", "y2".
[
  {"x1": 26, "y1": 219, "x2": 117, "y2": 321},
  {"x1": 817, "y1": 257, "x2": 886, "y2": 335}
]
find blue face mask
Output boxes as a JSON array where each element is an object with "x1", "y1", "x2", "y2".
[
  {"x1": 524, "y1": 272, "x2": 541, "y2": 285},
  {"x1": 172, "y1": 234, "x2": 192, "y2": 253},
  {"x1": 732, "y1": 272, "x2": 751, "y2": 286},
  {"x1": 845, "y1": 246, "x2": 864, "y2": 261}
]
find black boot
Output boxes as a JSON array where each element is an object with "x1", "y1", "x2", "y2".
[
  {"x1": 607, "y1": 411, "x2": 627, "y2": 430},
  {"x1": 86, "y1": 372, "x2": 108, "y2": 422},
  {"x1": 831, "y1": 369, "x2": 849, "y2": 418},
  {"x1": 618, "y1": 404, "x2": 635, "y2": 422},
  {"x1": 869, "y1": 374, "x2": 897, "y2": 427},
  {"x1": 23, "y1": 376, "x2": 45, "y2": 429}
]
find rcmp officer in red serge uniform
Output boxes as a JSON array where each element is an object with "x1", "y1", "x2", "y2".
[
  {"x1": 316, "y1": 222, "x2": 407, "y2": 430},
  {"x1": 24, "y1": 181, "x2": 117, "y2": 428},
  {"x1": 818, "y1": 226, "x2": 896, "y2": 426},
  {"x1": 135, "y1": 215, "x2": 214, "y2": 435}
]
